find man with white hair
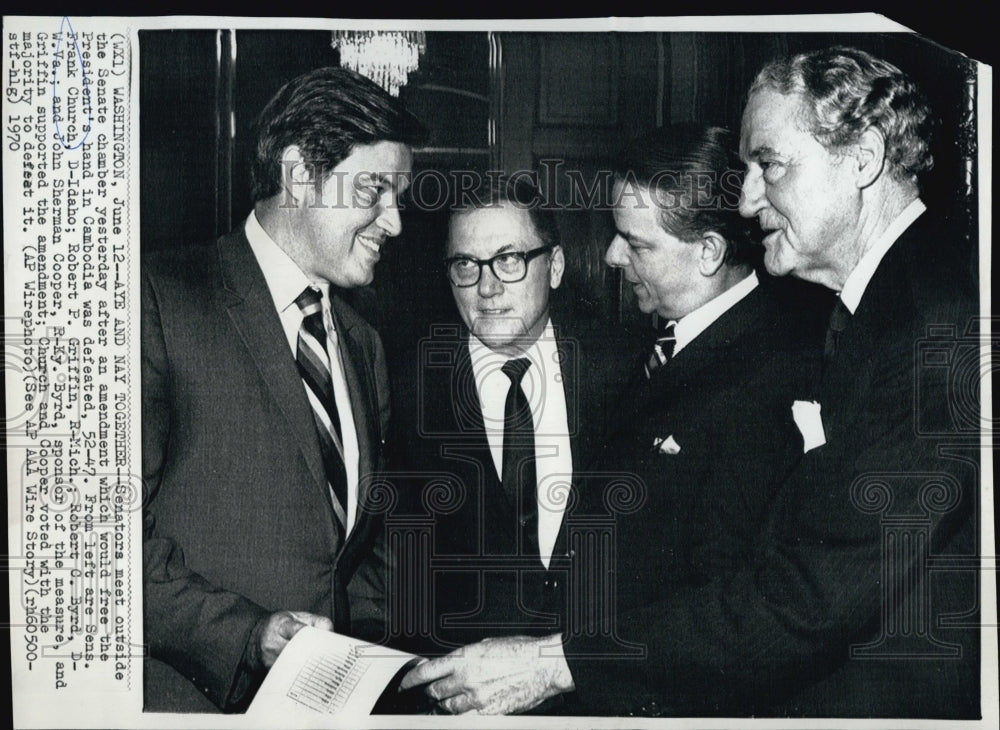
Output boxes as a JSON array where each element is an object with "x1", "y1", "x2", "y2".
[{"x1": 572, "y1": 45, "x2": 979, "y2": 717}]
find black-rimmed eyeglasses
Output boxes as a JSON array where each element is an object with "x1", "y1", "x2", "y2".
[{"x1": 444, "y1": 245, "x2": 555, "y2": 287}]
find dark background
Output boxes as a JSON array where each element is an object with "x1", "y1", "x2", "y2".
[{"x1": 139, "y1": 29, "x2": 980, "y2": 357}]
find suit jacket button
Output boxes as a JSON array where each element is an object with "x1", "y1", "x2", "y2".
[{"x1": 519, "y1": 518, "x2": 527, "y2": 526}]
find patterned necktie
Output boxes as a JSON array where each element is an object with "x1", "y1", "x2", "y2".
[
  {"x1": 501, "y1": 358, "x2": 538, "y2": 558},
  {"x1": 823, "y1": 298, "x2": 852, "y2": 365},
  {"x1": 645, "y1": 321, "x2": 677, "y2": 378},
  {"x1": 294, "y1": 287, "x2": 349, "y2": 536}
]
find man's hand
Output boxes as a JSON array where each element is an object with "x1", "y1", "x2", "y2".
[
  {"x1": 255, "y1": 610, "x2": 333, "y2": 669},
  {"x1": 398, "y1": 634, "x2": 574, "y2": 715}
]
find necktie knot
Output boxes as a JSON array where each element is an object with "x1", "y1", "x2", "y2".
[
  {"x1": 829, "y1": 299, "x2": 851, "y2": 333},
  {"x1": 656, "y1": 321, "x2": 677, "y2": 346},
  {"x1": 501, "y1": 357, "x2": 532, "y2": 386},
  {"x1": 824, "y1": 299, "x2": 852, "y2": 363},
  {"x1": 645, "y1": 321, "x2": 677, "y2": 377},
  {"x1": 294, "y1": 286, "x2": 323, "y2": 316}
]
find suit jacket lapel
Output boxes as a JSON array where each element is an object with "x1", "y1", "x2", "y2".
[
  {"x1": 555, "y1": 328, "x2": 583, "y2": 470},
  {"x1": 216, "y1": 230, "x2": 335, "y2": 532},
  {"x1": 453, "y1": 337, "x2": 490, "y2": 448},
  {"x1": 328, "y1": 298, "x2": 379, "y2": 511},
  {"x1": 819, "y1": 222, "x2": 915, "y2": 425},
  {"x1": 652, "y1": 285, "x2": 768, "y2": 395},
  {"x1": 454, "y1": 338, "x2": 510, "y2": 499},
  {"x1": 551, "y1": 325, "x2": 596, "y2": 566}
]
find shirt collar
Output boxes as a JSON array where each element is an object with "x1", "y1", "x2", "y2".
[
  {"x1": 838, "y1": 198, "x2": 926, "y2": 314},
  {"x1": 672, "y1": 271, "x2": 758, "y2": 355},
  {"x1": 245, "y1": 209, "x2": 329, "y2": 313},
  {"x1": 468, "y1": 319, "x2": 556, "y2": 376}
]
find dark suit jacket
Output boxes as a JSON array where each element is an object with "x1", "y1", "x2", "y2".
[
  {"x1": 141, "y1": 228, "x2": 391, "y2": 712},
  {"x1": 564, "y1": 280, "x2": 815, "y2": 715},
  {"x1": 567, "y1": 212, "x2": 980, "y2": 717},
  {"x1": 382, "y1": 320, "x2": 633, "y2": 657}
]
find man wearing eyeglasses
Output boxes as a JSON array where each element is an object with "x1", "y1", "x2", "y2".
[
  {"x1": 397, "y1": 126, "x2": 832, "y2": 716},
  {"x1": 387, "y1": 175, "x2": 631, "y2": 714}
]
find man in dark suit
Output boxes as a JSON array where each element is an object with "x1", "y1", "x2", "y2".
[
  {"x1": 400, "y1": 127, "x2": 820, "y2": 714},
  {"x1": 391, "y1": 176, "x2": 632, "y2": 713},
  {"x1": 141, "y1": 67, "x2": 426, "y2": 712},
  {"x1": 573, "y1": 123, "x2": 821, "y2": 684},
  {"x1": 565, "y1": 48, "x2": 979, "y2": 717}
]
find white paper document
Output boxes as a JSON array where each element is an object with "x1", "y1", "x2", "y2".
[{"x1": 247, "y1": 628, "x2": 419, "y2": 719}]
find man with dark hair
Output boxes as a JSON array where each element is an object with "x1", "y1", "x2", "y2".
[
  {"x1": 249, "y1": 67, "x2": 426, "y2": 202},
  {"x1": 561, "y1": 122, "x2": 820, "y2": 713},
  {"x1": 142, "y1": 66, "x2": 427, "y2": 712},
  {"x1": 390, "y1": 175, "x2": 631, "y2": 713},
  {"x1": 400, "y1": 124, "x2": 818, "y2": 714}
]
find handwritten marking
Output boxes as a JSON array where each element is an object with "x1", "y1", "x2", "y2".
[{"x1": 52, "y1": 17, "x2": 93, "y2": 150}]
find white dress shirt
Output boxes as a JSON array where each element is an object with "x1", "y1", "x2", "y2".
[
  {"x1": 672, "y1": 271, "x2": 759, "y2": 356},
  {"x1": 245, "y1": 211, "x2": 362, "y2": 533},
  {"x1": 468, "y1": 320, "x2": 573, "y2": 568},
  {"x1": 838, "y1": 198, "x2": 926, "y2": 314}
]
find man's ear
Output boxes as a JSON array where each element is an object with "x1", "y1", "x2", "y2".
[
  {"x1": 549, "y1": 245, "x2": 566, "y2": 289},
  {"x1": 853, "y1": 128, "x2": 886, "y2": 189},
  {"x1": 281, "y1": 145, "x2": 317, "y2": 207},
  {"x1": 698, "y1": 232, "x2": 728, "y2": 277}
]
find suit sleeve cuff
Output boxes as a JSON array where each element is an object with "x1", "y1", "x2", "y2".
[{"x1": 221, "y1": 615, "x2": 270, "y2": 712}]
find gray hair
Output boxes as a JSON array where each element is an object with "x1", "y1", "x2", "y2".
[{"x1": 750, "y1": 46, "x2": 934, "y2": 184}]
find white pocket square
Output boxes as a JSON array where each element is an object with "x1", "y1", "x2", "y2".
[
  {"x1": 792, "y1": 400, "x2": 826, "y2": 453},
  {"x1": 653, "y1": 435, "x2": 681, "y2": 455}
]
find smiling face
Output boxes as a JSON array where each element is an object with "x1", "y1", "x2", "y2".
[
  {"x1": 283, "y1": 140, "x2": 412, "y2": 288},
  {"x1": 605, "y1": 180, "x2": 708, "y2": 321},
  {"x1": 738, "y1": 89, "x2": 860, "y2": 288},
  {"x1": 447, "y1": 203, "x2": 564, "y2": 355}
]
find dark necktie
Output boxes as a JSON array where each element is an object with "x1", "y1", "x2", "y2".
[
  {"x1": 824, "y1": 298, "x2": 852, "y2": 365},
  {"x1": 645, "y1": 321, "x2": 677, "y2": 378},
  {"x1": 501, "y1": 358, "x2": 538, "y2": 558},
  {"x1": 294, "y1": 287, "x2": 349, "y2": 537}
]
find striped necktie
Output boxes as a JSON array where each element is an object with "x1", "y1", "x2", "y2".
[
  {"x1": 645, "y1": 320, "x2": 677, "y2": 378},
  {"x1": 294, "y1": 287, "x2": 349, "y2": 535}
]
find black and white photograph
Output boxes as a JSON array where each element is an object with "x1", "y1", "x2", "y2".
[{"x1": 4, "y1": 13, "x2": 995, "y2": 729}]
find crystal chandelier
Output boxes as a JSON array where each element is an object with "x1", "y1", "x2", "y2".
[{"x1": 331, "y1": 31, "x2": 426, "y2": 96}]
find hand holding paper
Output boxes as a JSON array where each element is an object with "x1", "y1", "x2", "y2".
[{"x1": 254, "y1": 610, "x2": 334, "y2": 669}]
